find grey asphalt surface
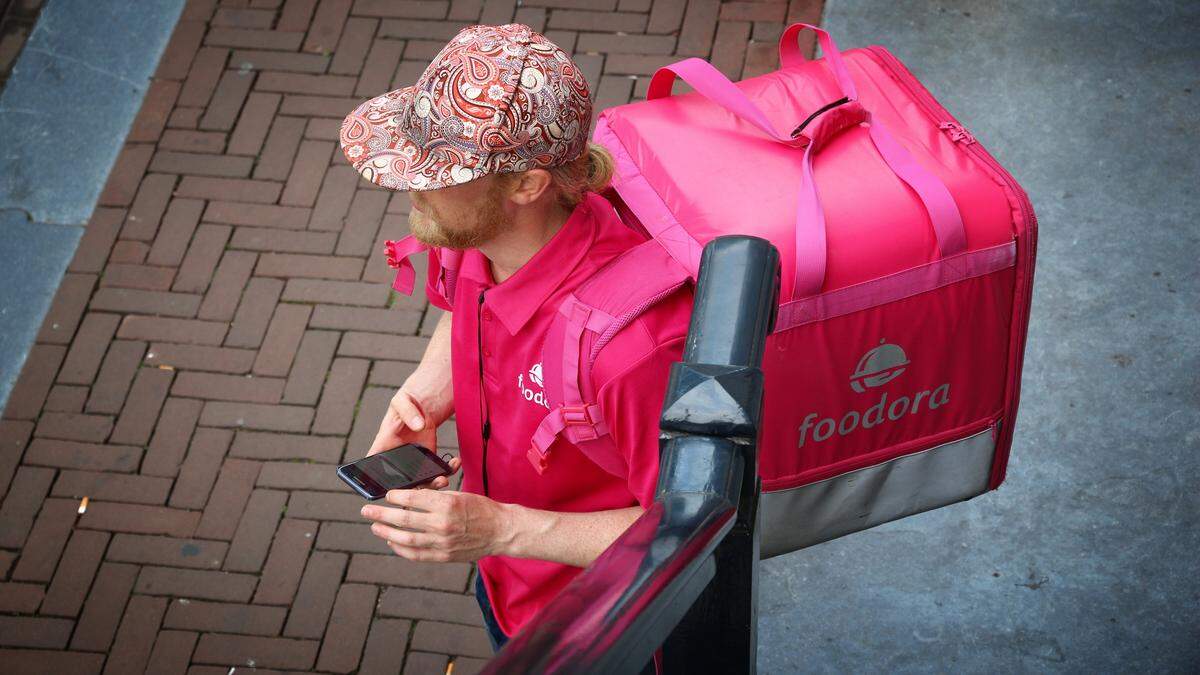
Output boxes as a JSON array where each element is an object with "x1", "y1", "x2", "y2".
[
  {"x1": 0, "y1": 0, "x2": 184, "y2": 413},
  {"x1": 757, "y1": 2, "x2": 1199, "y2": 673}
]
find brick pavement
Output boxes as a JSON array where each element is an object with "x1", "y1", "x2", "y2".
[{"x1": 0, "y1": 0, "x2": 821, "y2": 672}]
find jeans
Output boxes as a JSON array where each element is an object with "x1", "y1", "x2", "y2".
[
  {"x1": 474, "y1": 572, "x2": 509, "y2": 652},
  {"x1": 474, "y1": 574, "x2": 659, "y2": 674}
]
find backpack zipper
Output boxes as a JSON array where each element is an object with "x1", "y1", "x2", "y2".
[
  {"x1": 863, "y1": 46, "x2": 1036, "y2": 234},
  {"x1": 478, "y1": 289, "x2": 491, "y2": 496},
  {"x1": 938, "y1": 121, "x2": 976, "y2": 145}
]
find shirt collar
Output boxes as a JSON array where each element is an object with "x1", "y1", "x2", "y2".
[{"x1": 459, "y1": 191, "x2": 602, "y2": 335}]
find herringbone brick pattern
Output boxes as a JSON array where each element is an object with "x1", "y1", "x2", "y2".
[{"x1": 0, "y1": 0, "x2": 820, "y2": 672}]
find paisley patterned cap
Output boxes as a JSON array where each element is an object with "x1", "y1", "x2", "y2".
[{"x1": 339, "y1": 23, "x2": 593, "y2": 192}]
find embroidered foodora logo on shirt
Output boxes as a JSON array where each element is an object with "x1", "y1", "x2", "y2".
[
  {"x1": 518, "y1": 362, "x2": 550, "y2": 410},
  {"x1": 798, "y1": 340, "x2": 950, "y2": 447}
]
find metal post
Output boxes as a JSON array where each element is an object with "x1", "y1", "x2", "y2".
[{"x1": 658, "y1": 235, "x2": 780, "y2": 674}]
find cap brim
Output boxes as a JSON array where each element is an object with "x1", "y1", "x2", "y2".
[{"x1": 339, "y1": 86, "x2": 488, "y2": 193}]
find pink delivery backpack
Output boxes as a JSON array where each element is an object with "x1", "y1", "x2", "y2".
[{"x1": 384, "y1": 23, "x2": 1037, "y2": 559}]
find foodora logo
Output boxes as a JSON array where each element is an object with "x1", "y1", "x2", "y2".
[
  {"x1": 798, "y1": 340, "x2": 950, "y2": 447},
  {"x1": 517, "y1": 362, "x2": 550, "y2": 410}
]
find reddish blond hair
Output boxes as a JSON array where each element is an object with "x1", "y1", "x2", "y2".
[{"x1": 497, "y1": 142, "x2": 616, "y2": 210}]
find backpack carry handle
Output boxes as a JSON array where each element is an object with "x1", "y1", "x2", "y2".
[
  {"x1": 646, "y1": 57, "x2": 801, "y2": 144},
  {"x1": 778, "y1": 22, "x2": 966, "y2": 278},
  {"x1": 778, "y1": 23, "x2": 859, "y2": 99},
  {"x1": 645, "y1": 26, "x2": 967, "y2": 300}
]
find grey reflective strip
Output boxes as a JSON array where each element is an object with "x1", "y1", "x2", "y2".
[{"x1": 760, "y1": 426, "x2": 995, "y2": 559}]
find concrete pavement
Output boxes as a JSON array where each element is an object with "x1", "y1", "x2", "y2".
[
  {"x1": 0, "y1": 0, "x2": 184, "y2": 416},
  {"x1": 758, "y1": 2, "x2": 1200, "y2": 672}
]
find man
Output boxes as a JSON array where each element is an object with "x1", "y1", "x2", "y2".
[{"x1": 339, "y1": 23, "x2": 692, "y2": 670}]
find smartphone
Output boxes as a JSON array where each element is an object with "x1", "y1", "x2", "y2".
[{"x1": 336, "y1": 443, "x2": 454, "y2": 500}]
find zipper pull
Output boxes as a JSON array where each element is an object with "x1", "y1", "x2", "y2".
[{"x1": 939, "y1": 121, "x2": 976, "y2": 144}]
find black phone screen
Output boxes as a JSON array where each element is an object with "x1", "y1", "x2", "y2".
[{"x1": 349, "y1": 444, "x2": 448, "y2": 490}]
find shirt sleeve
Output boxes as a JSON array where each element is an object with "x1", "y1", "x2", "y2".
[
  {"x1": 594, "y1": 335, "x2": 687, "y2": 509},
  {"x1": 423, "y1": 248, "x2": 454, "y2": 312}
]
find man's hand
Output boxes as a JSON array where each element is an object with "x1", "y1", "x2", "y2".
[
  {"x1": 366, "y1": 380, "x2": 447, "y2": 457},
  {"x1": 414, "y1": 456, "x2": 461, "y2": 491},
  {"x1": 365, "y1": 310, "x2": 455, "y2": 486},
  {"x1": 362, "y1": 482, "x2": 646, "y2": 567},
  {"x1": 360, "y1": 488, "x2": 515, "y2": 563}
]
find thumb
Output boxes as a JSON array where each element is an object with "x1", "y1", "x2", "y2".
[{"x1": 366, "y1": 421, "x2": 404, "y2": 457}]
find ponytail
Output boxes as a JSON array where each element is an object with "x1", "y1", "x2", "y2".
[
  {"x1": 546, "y1": 142, "x2": 616, "y2": 209},
  {"x1": 495, "y1": 142, "x2": 617, "y2": 210}
]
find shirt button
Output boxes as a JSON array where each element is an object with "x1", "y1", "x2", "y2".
[
  {"x1": 482, "y1": 310, "x2": 492, "y2": 321},
  {"x1": 483, "y1": 348, "x2": 492, "y2": 357}
]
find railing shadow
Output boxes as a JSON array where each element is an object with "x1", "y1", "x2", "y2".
[{"x1": 482, "y1": 235, "x2": 780, "y2": 674}]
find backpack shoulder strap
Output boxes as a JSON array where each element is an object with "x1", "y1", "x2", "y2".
[{"x1": 527, "y1": 239, "x2": 691, "y2": 476}]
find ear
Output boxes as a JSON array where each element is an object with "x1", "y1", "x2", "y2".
[{"x1": 506, "y1": 169, "x2": 554, "y2": 206}]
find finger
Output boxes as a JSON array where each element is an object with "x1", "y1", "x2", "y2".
[
  {"x1": 385, "y1": 421, "x2": 437, "y2": 461},
  {"x1": 412, "y1": 458, "x2": 456, "y2": 490},
  {"x1": 367, "y1": 390, "x2": 433, "y2": 458},
  {"x1": 384, "y1": 488, "x2": 442, "y2": 512},
  {"x1": 407, "y1": 469, "x2": 447, "y2": 491},
  {"x1": 370, "y1": 521, "x2": 440, "y2": 549},
  {"x1": 385, "y1": 488, "x2": 411, "y2": 506},
  {"x1": 366, "y1": 409, "x2": 406, "y2": 457},
  {"x1": 386, "y1": 540, "x2": 448, "y2": 562},
  {"x1": 366, "y1": 428, "x2": 402, "y2": 457},
  {"x1": 390, "y1": 390, "x2": 425, "y2": 431},
  {"x1": 414, "y1": 423, "x2": 438, "y2": 454},
  {"x1": 361, "y1": 503, "x2": 438, "y2": 531}
]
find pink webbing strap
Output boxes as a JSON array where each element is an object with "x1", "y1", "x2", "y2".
[
  {"x1": 526, "y1": 402, "x2": 611, "y2": 475},
  {"x1": 383, "y1": 235, "x2": 463, "y2": 305},
  {"x1": 433, "y1": 247, "x2": 463, "y2": 304},
  {"x1": 644, "y1": 23, "x2": 966, "y2": 299},
  {"x1": 561, "y1": 301, "x2": 609, "y2": 433},
  {"x1": 647, "y1": 58, "x2": 797, "y2": 139},
  {"x1": 383, "y1": 235, "x2": 428, "y2": 295},
  {"x1": 528, "y1": 297, "x2": 614, "y2": 473},
  {"x1": 529, "y1": 306, "x2": 569, "y2": 474},
  {"x1": 777, "y1": 22, "x2": 858, "y2": 88},
  {"x1": 779, "y1": 23, "x2": 966, "y2": 256},
  {"x1": 865, "y1": 121, "x2": 966, "y2": 256}
]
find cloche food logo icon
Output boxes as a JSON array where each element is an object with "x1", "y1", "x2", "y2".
[{"x1": 850, "y1": 340, "x2": 910, "y2": 393}]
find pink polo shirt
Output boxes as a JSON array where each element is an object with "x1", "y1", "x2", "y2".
[{"x1": 421, "y1": 190, "x2": 693, "y2": 638}]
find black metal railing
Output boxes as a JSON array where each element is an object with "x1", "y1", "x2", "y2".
[{"x1": 482, "y1": 235, "x2": 780, "y2": 674}]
